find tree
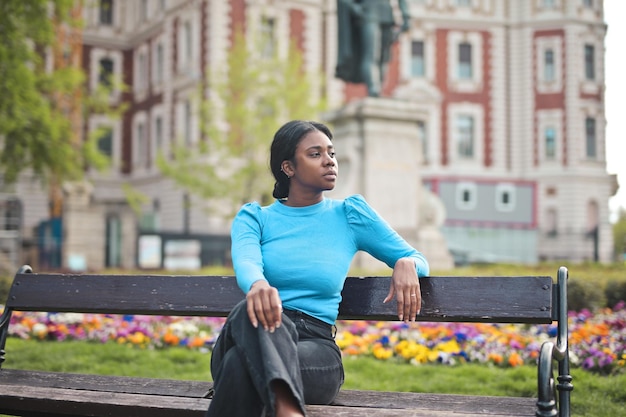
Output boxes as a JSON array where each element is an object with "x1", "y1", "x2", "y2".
[
  {"x1": 0, "y1": 0, "x2": 119, "y2": 215},
  {"x1": 158, "y1": 30, "x2": 327, "y2": 215}
]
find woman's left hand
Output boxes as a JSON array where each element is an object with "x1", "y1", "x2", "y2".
[{"x1": 384, "y1": 257, "x2": 421, "y2": 322}]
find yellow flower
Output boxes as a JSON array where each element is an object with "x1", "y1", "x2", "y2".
[
  {"x1": 437, "y1": 339, "x2": 461, "y2": 353},
  {"x1": 372, "y1": 345, "x2": 393, "y2": 360}
]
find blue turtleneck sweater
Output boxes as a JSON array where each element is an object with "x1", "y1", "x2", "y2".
[{"x1": 231, "y1": 194, "x2": 430, "y2": 324}]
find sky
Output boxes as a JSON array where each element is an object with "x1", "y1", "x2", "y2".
[{"x1": 605, "y1": 0, "x2": 626, "y2": 218}]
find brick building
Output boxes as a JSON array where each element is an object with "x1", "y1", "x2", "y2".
[{"x1": 5, "y1": 0, "x2": 616, "y2": 270}]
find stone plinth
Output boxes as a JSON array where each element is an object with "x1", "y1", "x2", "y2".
[{"x1": 325, "y1": 98, "x2": 454, "y2": 272}]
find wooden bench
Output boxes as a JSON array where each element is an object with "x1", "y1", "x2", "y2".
[{"x1": 0, "y1": 265, "x2": 572, "y2": 417}]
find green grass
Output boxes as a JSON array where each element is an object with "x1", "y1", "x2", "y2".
[{"x1": 4, "y1": 338, "x2": 626, "y2": 417}]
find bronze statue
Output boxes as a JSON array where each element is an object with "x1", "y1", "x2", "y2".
[{"x1": 335, "y1": 0, "x2": 410, "y2": 97}]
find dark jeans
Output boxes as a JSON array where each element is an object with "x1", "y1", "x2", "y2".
[{"x1": 205, "y1": 300, "x2": 344, "y2": 417}]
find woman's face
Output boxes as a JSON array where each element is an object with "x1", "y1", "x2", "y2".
[{"x1": 285, "y1": 130, "x2": 338, "y2": 194}]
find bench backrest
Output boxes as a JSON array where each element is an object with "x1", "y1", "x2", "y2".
[{"x1": 3, "y1": 268, "x2": 554, "y2": 324}]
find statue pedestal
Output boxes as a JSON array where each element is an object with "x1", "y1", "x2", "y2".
[{"x1": 325, "y1": 97, "x2": 454, "y2": 272}]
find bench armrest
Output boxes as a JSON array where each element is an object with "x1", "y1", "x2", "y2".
[{"x1": 536, "y1": 266, "x2": 572, "y2": 417}]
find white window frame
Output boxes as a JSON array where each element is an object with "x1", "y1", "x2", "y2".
[
  {"x1": 88, "y1": 115, "x2": 122, "y2": 173},
  {"x1": 89, "y1": 48, "x2": 123, "y2": 100},
  {"x1": 99, "y1": 0, "x2": 114, "y2": 25},
  {"x1": 495, "y1": 183, "x2": 516, "y2": 213},
  {"x1": 448, "y1": 103, "x2": 484, "y2": 165},
  {"x1": 585, "y1": 116, "x2": 596, "y2": 159},
  {"x1": 176, "y1": 96, "x2": 198, "y2": 146},
  {"x1": 177, "y1": 11, "x2": 200, "y2": 77},
  {"x1": 544, "y1": 49, "x2": 554, "y2": 81},
  {"x1": 456, "y1": 114, "x2": 474, "y2": 159},
  {"x1": 134, "y1": 44, "x2": 150, "y2": 97},
  {"x1": 151, "y1": 105, "x2": 167, "y2": 171},
  {"x1": 401, "y1": 28, "x2": 435, "y2": 83},
  {"x1": 536, "y1": 36, "x2": 563, "y2": 93},
  {"x1": 260, "y1": 16, "x2": 276, "y2": 58},
  {"x1": 584, "y1": 44, "x2": 595, "y2": 81},
  {"x1": 152, "y1": 38, "x2": 165, "y2": 88},
  {"x1": 133, "y1": 112, "x2": 150, "y2": 171},
  {"x1": 455, "y1": 182, "x2": 478, "y2": 211},
  {"x1": 447, "y1": 31, "x2": 483, "y2": 92},
  {"x1": 537, "y1": 109, "x2": 562, "y2": 164},
  {"x1": 410, "y1": 40, "x2": 425, "y2": 78},
  {"x1": 579, "y1": 107, "x2": 604, "y2": 162},
  {"x1": 579, "y1": 30, "x2": 603, "y2": 95},
  {"x1": 544, "y1": 126, "x2": 557, "y2": 160},
  {"x1": 139, "y1": 0, "x2": 149, "y2": 22}
]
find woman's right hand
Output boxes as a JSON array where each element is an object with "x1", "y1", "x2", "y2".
[{"x1": 246, "y1": 280, "x2": 283, "y2": 332}]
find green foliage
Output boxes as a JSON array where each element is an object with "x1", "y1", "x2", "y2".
[
  {"x1": 0, "y1": 0, "x2": 81, "y2": 184},
  {"x1": 605, "y1": 280, "x2": 626, "y2": 308},
  {"x1": 121, "y1": 182, "x2": 150, "y2": 215},
  {"x1": 0, "y1": 274, "x2": 11, "y2": 304},
  {"x1": 158, "y1": 30, "x2": 327, "y2": 214},
  {"x1": 567, "y1": 276, "x2": 606, "y2": 312},
  {"x1": 0, "y1": 0, "x2": 122, "y2": 186}
]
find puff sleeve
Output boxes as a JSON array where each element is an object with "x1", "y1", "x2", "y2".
[{"x1": 344, "y1": 195, "x2": 430, "y2": 277}]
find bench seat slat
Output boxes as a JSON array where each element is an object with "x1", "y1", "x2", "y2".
[
  {"x1": 0, "y1": 371, "x2": 537, "y2": 417},
  {"x1": 0, "y1": 369, "x2": 211, "y2": 398},
  {"x1": 7, "y1": 274, "x2": 553, "y2": 323}
]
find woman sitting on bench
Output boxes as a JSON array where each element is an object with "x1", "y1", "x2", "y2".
[{"x1": 205, "y1": 120, "x2": 430, "y2": 417}]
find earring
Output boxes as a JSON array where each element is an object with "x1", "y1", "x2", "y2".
[{"x1": 281, "y1": 167, "x2": 291, "y2": 179}]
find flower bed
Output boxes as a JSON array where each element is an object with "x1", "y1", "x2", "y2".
[{"x1": 4, "y1": 302, "x2": 625, "y2": 374}]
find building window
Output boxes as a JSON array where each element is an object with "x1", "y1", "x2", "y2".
[
  {"x1": 583, "y1": 0, "x2": 593, "y2": 7},
  {"x1": 135, "y1": 123, "x2": 148, "y2": 168},
  {"x1": 3, "y1": 198, "x2": 22, "y2": 231},
  {"x1": 138, "y1": 53, "x2": 148, "y2": 91},
  {"x1": 105, "y1": 214, "x2": 122, "y2": 267},
  {"x1": 457, "y1": 0, "x2": 471, "y2": 5},
  {"x1": 585, "y1": 117, "x2": 596, "y2": 158},
  {"x1": 99, "y1": 58, "x2": 114, "y2": 88},
  {"x1": 417, "y1": 121, "x2": 427, "y2": 162},
  {"x1": 155, "y1": 116, "x2": 163, "y2": 154},
  {"x1": 456, "y1": 182, "x2": 477, "y2": 210},
  {"x1": 544, "y1": 49, "x2": 554, "y2": 81},
  {"x1": 411, "y1": 40, "x2": 425, "y2": 77},
  {"x1": 97, "y1": 127, "x2": 113, "y2": 158},
  {"x1": 456, "y1": 115, "x2": 474, "y2": 158},
  {"x1": 495, "y1": 184, "x2": 516, "y2": 212},
  {"x1": 260, "y1": 17, "x2": 275, "y2": 58},
  {"x1": 184, "y1": 100, "x2": 192, "y2": 145},
  {"x1": 584, "y1": 44, "x2": 595, "y2": 80},
  {"x1": 545, "y1": 127, "x2": 556, "y2": 159},
  {"x1": 135, "y1": 50, "x2": 151, "y2": 92},
  {"x1": 155, "y1": 43, "x2": 164, "y2": 83},
  {"x1": 458, "y1": 43, "x2": 472, "y2": 79},
  {"x1": 99, "y1": 0, "x2": 114, "y2": 25},
  {"x1": 184, "y1": 21, "x2": 193, "y2": 63},
  {"x1": 543, "y1": 0, "x2": 556, "y2": 8},
  {"x1": 140, "y1": 0, "x2": 149, "y2": 22}
]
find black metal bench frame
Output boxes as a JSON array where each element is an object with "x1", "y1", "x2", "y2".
[{"x1": 0, "y1": 265, "x2": 572, "y2": 417}]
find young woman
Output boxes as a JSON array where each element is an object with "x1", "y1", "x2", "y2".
[{"x1": 206, "y1": 120, "x2": 429, "y2": 417}]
